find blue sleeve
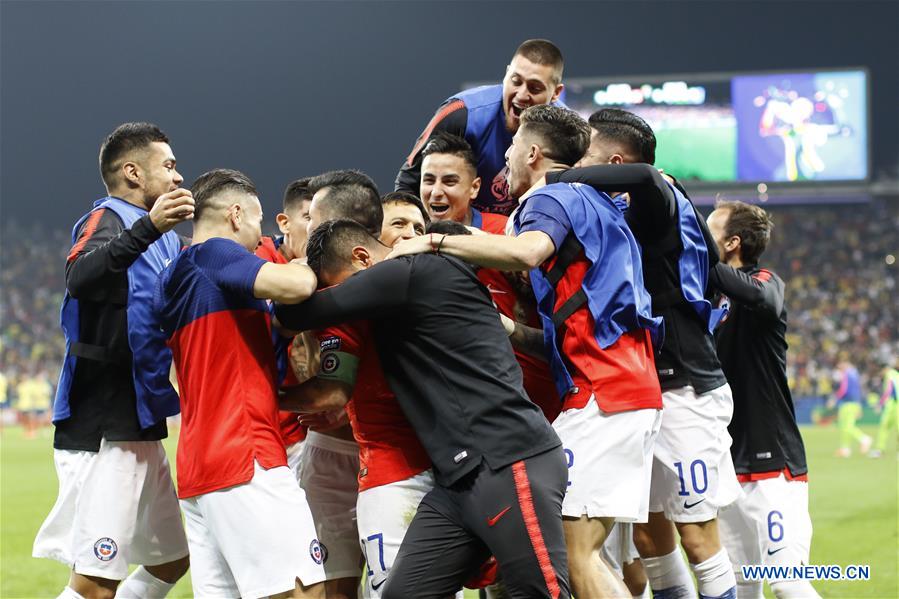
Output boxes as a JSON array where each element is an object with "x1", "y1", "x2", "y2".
[
  {"x1": 202, "y1": 238, "x2": 266, "y2": 296},
  {"x1": 517, "y1": 192, "x2": 572, "y2": 251}
]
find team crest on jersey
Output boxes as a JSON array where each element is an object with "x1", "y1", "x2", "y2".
[
  {"x1": 93, "y1": 537, "x2": 118, "y2": 561},
  {"x1": 321, "y1": 353, "x2": 340, "y2": 374},
  {"x1": 320, "y1": 337, "x2": 341, "y2": 352},
  {"x1": 491, "y1": 167, "x2": 510, "y2": 201},
  {"x1": 310, "y1": 539, "x2": 328, "y2": 564},
  {"x1": 717, "y1": 296, "x2": 731, "y2": 324}
]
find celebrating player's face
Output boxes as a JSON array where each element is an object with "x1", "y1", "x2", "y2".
[
  {"x1": 706, "y1": 208, "x2": 731, "y2": 261},
  {"x1": 420, "y1": 153, "x2": 481, "y2": 225},
  {"x1": 278, "y1": 200, "x2": 312, "y2": 260},
  {"x1": 140, "y1": 142, "x2": 183, "y2": 207},
  {"x1": 502, "y1": 55, "x2": 562, "y2": 133},
  {"x1": 236, "y1": 196, "x2": 264, "y2": 251},
  {"x1": 380, "y1": 201, "x2": 426, "y2": 248},
  {"x1": 504, "y1": 129, "x2": 532, "y2": 201}
]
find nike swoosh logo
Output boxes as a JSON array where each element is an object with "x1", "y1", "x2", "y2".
[
  {"x1": 767, "y1": 547, "x2": 786, "y2": 556},
  {"x1": 371, "y1": 579, "x2": 386, "y2": 590},
  {"x1": 683, "y1": 499, "x2": 706, "y2": 509},
  {"x1": 487, "y1": 506, "x2": 512, "y2": 527}
]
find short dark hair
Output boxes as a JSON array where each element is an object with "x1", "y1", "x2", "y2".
[
  {"x1": 715, "y1": 199, "x2": 775, "y2": 264},
  {"x1": 427, "y1": 220, "x2": 472, "y2": 237},
  {"x1": 520, "y1": 105, "x2": 590, "y2": 166},
  {"x1": 588, "y1": 108, "x2": 657, "y2": 165},
  {"x1": 283, "y1": 177, "x2": 313, "y2": 213},
  {"x1": 98, "y1": 122, "x2": 169, "y2": 189},
  {"x1": 308, "y1": 170, "x2": 382, "y2": 235},
  {"x1": 513, "y1": 39, "x2": 564, "y2": 85},
  {"x1": 382, "y1": 191, "x2": 430, "y2": 225},
  {"x1": 190, "y1": 168, "x2": 258, "y2": 221},
  {"x1": 305, "y1": 219, "x2": 379, "y2": 280},
  {"x1": 421, "y1": 132, "x2": 478, "y2": 177}
]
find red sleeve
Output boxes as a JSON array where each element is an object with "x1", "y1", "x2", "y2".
[{"x1": 315, "y1": 321, "x2": 367, "y2": 358}]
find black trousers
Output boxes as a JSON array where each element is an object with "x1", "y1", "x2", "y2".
[{"x1": 382, "y1": 446, "x2": 571, "y2": 599}]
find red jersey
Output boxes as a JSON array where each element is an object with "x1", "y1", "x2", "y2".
[
  {"x1": 155, "y1": 238, "x2": 287, "y2": 499},
  {"x1": 472, "y1": 210, "x2": 561, "y2": 422},
  {"x1": 315, "y1": 321, "x2": 430, "y2": 492},
  {"x1": 255, "y1": 236, "x2": 307, "y2": 447},
  {"x1": 547, "y1": 249, "x2": 662, "y2": 413}
]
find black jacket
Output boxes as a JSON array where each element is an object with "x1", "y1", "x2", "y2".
[
  {"x1": 55, "y1": 208, "x2": 167, "y2": 451},
  {"x1": 275, "y1": 254, "x2": 560, "y2": 486},
  {"x1": 710, "y1": 263, "x2": 808, "y2": 476}
]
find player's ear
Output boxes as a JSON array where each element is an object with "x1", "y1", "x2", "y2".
[
  {"x1": 275, "y1": 212, "x2": 290, "y2": 235},
  {"x1": 122, "y1": 160, "x2": 140, "y2": 188},
  {"x1": 725, "y1": 235, "x2": 741, "y2": 254},
  {"x1": 351, "y1": 245, "x2": 372, "y2": 267},
  {"x1": 228, "y1": 203, "x2": 242, "y2": 231},
  {"x1": 551, "y1": 82, "x2": 564, "y2": 103},
  {"x1": 470, "y1": 176, "x2": 482, "y2": 199},
  {"x1": 609, "y1": 154, "x2": 624, "y2": 165}
]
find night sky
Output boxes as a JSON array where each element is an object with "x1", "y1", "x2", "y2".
[{"x1": 2, "y1": 0, "x2": 897, "y2": 228}]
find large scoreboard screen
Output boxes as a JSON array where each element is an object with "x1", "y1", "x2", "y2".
[{"x1": 561, "y1": 69, "x2": 868, "y2": 185}]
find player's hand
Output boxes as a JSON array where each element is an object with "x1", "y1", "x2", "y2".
[
  {"x1": 499, "y1": 313, "x2": 516, "y2": 336},
  {"x1": 149, "y1": 188, "x2": 195, "y2": 233},
  {"x1": 386, "y1": 233, "x2": 435, "y2": 260},
  {"x1": 298, "y1": 408, "x2": 348, "y2": 431}
]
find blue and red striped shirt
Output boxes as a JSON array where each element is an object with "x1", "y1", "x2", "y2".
[{"x1": 154, "y1": 238, "x2": 287, "y2": 498}]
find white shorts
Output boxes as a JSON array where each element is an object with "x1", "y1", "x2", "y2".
[
  {"x1": 600, "y1": 522, "x2": 641, "y2": 574},
  {"x1": 719, "y1": 475, "x2": 813, "y2": 580},
  {"x1": 553, "y1": 399, "x2": 661, "y2": 522},
  {"x1": 649, "y1": 384, "x2": 741, "y2": 523},
  {"x1": 181, "y1": 461, "x2": 326, "y2": 598},
  {"x1": 298, "y1": 430, "x2": 361, "y2": 580},
  {"x1": 357, "y1": 470, "x2": 437, "y2": 598},
  {"x1": 32, "y1": 440, "x2": 188, "y2": 580}
]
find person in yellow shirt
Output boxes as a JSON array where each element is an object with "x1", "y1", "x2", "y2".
[{"x1": 16, "y1": 370, "x2": 52, "y2": 438}]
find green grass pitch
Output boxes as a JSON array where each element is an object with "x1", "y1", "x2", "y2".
[{"x1": 2, "y1": 425, "x2": 896, "y2": 598}]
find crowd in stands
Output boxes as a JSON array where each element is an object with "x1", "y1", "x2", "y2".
[{"x1": 1, "y1": 199, "x2": 896, "y2": 422}]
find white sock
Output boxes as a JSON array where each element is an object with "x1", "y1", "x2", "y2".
[
  {"x1": 57, "y1": 587, "x2": 87, "y2": 599},
  {"x1": 736, "y1": 579, "x2": 764, "y2": 599},
  {"x1": 770, "y1": 579, "x2": 822, "y2": 599},
  {"x1": 642, "y1": 547, "x2": 697, "y2": 598},
  {"x1": 691, "y1": 548, "x2": 737, "y2": 598},
  {"x1": 114, "y1": 566, "x2": 175, "y2": 599}
]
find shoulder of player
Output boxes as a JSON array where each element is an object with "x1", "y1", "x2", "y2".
[
  {"x1": 750, "y1": 266, "x2": 782, "y2": 284},
  {"x1": 73, "y1": 206, "x2": 124, "y2": 238}
]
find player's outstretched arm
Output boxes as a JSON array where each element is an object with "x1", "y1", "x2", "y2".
[
  {"x1": 275, "y1": 259, "x2": 411, "y2": 332},
  {"x1": 279, "y1": 377, "x2": 351, "y2": 413},
  {"x1": 547, "y1": 164, "x2": 676, "y2": 241},
  {"x1": 253, "y1": 261, "x2": 317, "y2": 304},
  {"x1": 388, "y1": 230, "x2": 555, "y2": 272},
  {"x1": 709, "y1": 263, "x2": 784, "y2": 318}
]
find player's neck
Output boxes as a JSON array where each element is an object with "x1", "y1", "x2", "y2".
[
  {"x1": 191, "y1": 224, "x2": 238, "y2": 247},
  {"x1": 725, "y1": 254, "x2": 746, "y2": 269},
  {"x1": 108, "y1": 188, "x2": 150, "y2": 212}
]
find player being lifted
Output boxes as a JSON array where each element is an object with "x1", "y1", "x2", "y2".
[{"x1": 396, "y1": 39, "x2": 565, "y2": 215}]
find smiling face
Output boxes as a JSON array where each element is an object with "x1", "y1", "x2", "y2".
[
  {"x1": 380, "y1": 201, "x2": 426, "y2": 247},
  {"x1": 139, "y1": 142, "x2": 183, "y2": 207},
  {"x1": 501, "y1": 55, "x2": 563, "y2": 133},
  {"x1": 420, "y1": 152, "x2": 481, "y2": 224}
]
